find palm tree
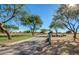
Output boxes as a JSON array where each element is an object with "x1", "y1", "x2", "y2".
[{"x1": 21, "y1": 15, "x2": 43, "y2": 36}]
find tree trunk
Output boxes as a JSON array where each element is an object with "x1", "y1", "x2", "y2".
[
  {"x1": 73, "y1": 32, "x2": 77, "y2": 41},
  {"x1": 32, "y1": 23, "x2": 35, "y2": 36},
  {"x1": 32, "y1": 30, "x2": 35, "y2": 36},
  {"x1": 32, "y1": 32, "x2": 34, "y2": 36},
  {"x1": 55, "y1": 28, "x2": 58, "y2": 36},
  {"x1": 0, "y1": 23, "x2": 11, "y2": 40}
]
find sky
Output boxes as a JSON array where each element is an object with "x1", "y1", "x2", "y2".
[
  {"x1": 18, "y1": 4, "x2": 60, "y2": 32},
  {"x1": 15, "y1": 4, "x2": 67, "y2": 32},
  {"x1": 27, "y1": 4, "x2": 59, "y2": 29}
]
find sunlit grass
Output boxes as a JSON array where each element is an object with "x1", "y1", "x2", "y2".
[{"x1": 0, "y1": 34, "x2": 32, "y2": 44}]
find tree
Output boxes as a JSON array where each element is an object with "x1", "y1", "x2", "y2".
[
  {"x1": 40, "y1": 29, "x2": 48, "y2": 34},
  {"x1": 49, "y1": 16, "x2": 64, "y2": 36},
  {"x1": 0, "y1": 24, "x2": 19, "y2": 38},
  {"x1": 21, "y1": 15, "x2": 43, "y2": 36},
  {"x1": 55, "y1": 4, "x2": 79, "y2": 41},
  {"x1": 24, "y1": 30, "x2": 31, "y2": 33},
  {"x1": 66, "y1": 31, "x2": 72, "y2": 34},
  {"x1": 0, "y1": 5, "x2": 27, "y2": 40},
  {"x1": 3, "y1": 24, "x2": 19, "y2": 31}
]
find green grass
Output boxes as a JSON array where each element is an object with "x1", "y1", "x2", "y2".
[{"x1": 0, "y1": 34, "x2": 32, "y2": 44}]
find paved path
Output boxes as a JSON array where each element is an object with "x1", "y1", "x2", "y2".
[
  {"x1": 0, "y1": 35, "x2": 79, "y2": 55},
  {"x1": 0, "y1": 36, "x2": 47, "y2": 55}
]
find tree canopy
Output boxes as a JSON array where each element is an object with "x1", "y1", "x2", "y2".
[
  {"x1": 21, "y1": 15, "x2": 43, "y2": 36},
  {"x1": 53, "y1": 4, "x2": 79, "y2": 40},
  {"x1": 0, "y1": 5, "x2": 28, "y2": 24},
  {"x1": 0, "y1": 5, "x2": 28, "y2": 40}
]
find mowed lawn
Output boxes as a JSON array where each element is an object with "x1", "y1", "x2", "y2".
[{"x1": 0, "y1": 33, "x2": 32, "y2": 44}]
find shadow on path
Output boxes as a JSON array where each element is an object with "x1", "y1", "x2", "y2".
[{"x1": 0, "y1": 37, "x2": 79, "y2": 55}]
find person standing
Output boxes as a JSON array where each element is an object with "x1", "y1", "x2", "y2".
[
  {"x1": 48, "y1": 31, "x2": 52, "y2": 45},
  {"x1": 45, "y1": 31, "x2": 52, "y2": 46}
]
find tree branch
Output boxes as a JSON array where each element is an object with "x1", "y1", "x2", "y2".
[
  {"x1": 2, "y1": 11, "x2": 15, "y2": 23},
  {"x1": 64, "y1": 20, "x2": 74, "y2": 32},
  {"x1": 2, "y1": 5, "x2": 16, "y2": 24},
  {"x1": 64, "y1": 23, "x2": 72, "y2": 31},
  {"x1": 76, "y1": 25, "x2": 79, "y2": 32}
]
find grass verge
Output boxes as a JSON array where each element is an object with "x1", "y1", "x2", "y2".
[{"x1": 0, "y1": 34, "x2": 32, "y2": 44}]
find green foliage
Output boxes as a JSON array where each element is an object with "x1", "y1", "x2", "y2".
[
  {"x1": 49, "y1": 15, "x2": 65, "y2": 30},
  {"x1": 57, "y1": 4, "x2": 79, "y2": 20},
  {"x1": 0, "y1": 5, "x2": 28, "y2": 23},
  {"x1": 21, "y1": 15, "x2": 43, "y2": 31},
  {"x1": 53, "y1": 4, "x2": 79, "y2": 40},
  {"x1": 3, "y1": 24, "x2": 19, "y2": 30},
  {"x1": 24, "y1": 30, "x2": 31, "y2": 33},
  {"x1": 56, "y1": 4, "x2": 79, "y2": 32},
  {"x1": 40, "y1": 29, "x2": 48, "y2": 33}
]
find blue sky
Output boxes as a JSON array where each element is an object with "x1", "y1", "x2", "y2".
[
  {"x1": 27, "y1": 4, "x2": 59, "y2": 29},
  {"x1": 19, "y1": 4, "x2": 59, "y2": 31},
  {"x1": 17, "y1": 4, "x2": 67, "y2": 32}
]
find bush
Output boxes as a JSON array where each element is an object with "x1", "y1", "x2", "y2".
[
  {"x1": 40, "y1": 29, "x2": 48, "y2": 33},
  {"x1": 24, "y1": 30, "x2": 31, "y2": 33},
  {"x1": 66, "y1": 31, "x2": 72, "y2": 34}
]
